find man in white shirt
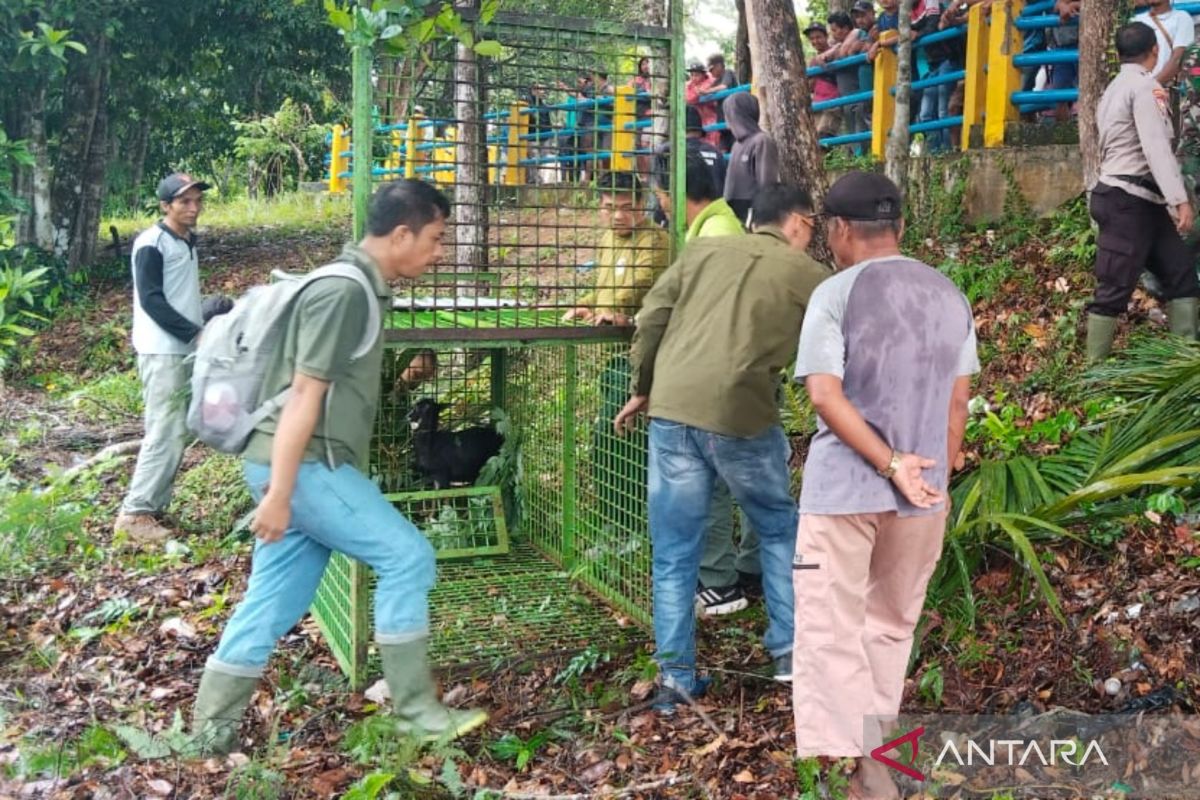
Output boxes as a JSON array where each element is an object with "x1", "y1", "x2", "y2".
[
  {"x1": 114, "y1": 173, "x2": 210, "y2": 543},
  {"x1": 1135, "y1": 0, "x2": 1195, "y2": 85}
]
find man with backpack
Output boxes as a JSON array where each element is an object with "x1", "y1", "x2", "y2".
[
  {"x1": 115, "y1": 173, "x2": 221, "y2": 544},
  {"x1": 189, "y1": 179, "x2": 487, "y2": 754}
]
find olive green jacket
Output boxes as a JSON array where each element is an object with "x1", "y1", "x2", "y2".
[{"x1": 630, "y1": 228, "x2": 830, "y2": 437}]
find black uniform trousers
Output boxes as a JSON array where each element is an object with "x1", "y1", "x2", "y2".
[{"x1": 1088, "y1": 182, "x2": 1200, "y2": 316}]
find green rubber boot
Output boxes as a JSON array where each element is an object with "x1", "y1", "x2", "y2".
[
  {"x1": 190, "y1": 668, "x2": 259, "y2": 755},
  {"x1": 380, "y1": 638, "x2": 488, "y2": 741},
  {"x1": 1167, "y1": 297, "x2": 1199, "y2": 339},
  {"x1": 1086, "y1": 313, "x2": 1119, "y2": 363}
]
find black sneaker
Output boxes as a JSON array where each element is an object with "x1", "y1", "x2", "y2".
[
  {"x1": 737, "y1": 570, "x2": 764, "y2": 599},
  {"x1": 651, "y1": 675, "x2": 713, "y2": 716},
  {"x1": 695, "y1": 585, "x2": 749, "y2": 617},
  {"x1": 773, "y1": 651, "x2": 793, "y2": 683}
]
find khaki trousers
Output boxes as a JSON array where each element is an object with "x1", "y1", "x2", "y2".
[{"x1": 792, "y1": 510, "x2": 947, "y2": 758}]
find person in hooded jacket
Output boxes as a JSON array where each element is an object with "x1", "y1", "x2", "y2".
[{"x1": 723, "y1": 93, "x2": 781, "y2": 224}]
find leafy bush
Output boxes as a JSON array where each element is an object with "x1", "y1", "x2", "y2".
[
  {"x1": 934, "y1": 339, "x2": 1200, "y2": 625},
  {"x1": 0, "y1": 460, "x2": 113, "y2": 580},
  {"x1": 0, "y1": 262, "x2": 49, "y2": 373}
]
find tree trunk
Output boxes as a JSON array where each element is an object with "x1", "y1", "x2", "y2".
[
  {"x1": 69, "y1": 57, "x2": 109, "y2": 270},
  {"x1": 24, "y1": 86, "x2": 54, "y2": 251},
  {"x1": 453, "y1": 0, "x2": 486, "y2": 276},
  {"x1": 1079, "y1": 0, "x2": 1120, "y2": 190},
  {"x1": 734, "y1": 0, "x2": 752, "y2": 84},
  {"x1": 884, "y1": 0, "x2": 914, "y2": 188},
  {"x1": 746, "y1": 0, "x2": 832, "y2": 262},
  {"x1": 128, "y1": 119, "x2": 150, "y2": 209},
  {"x1": 52, "y1": 35, "x2": 109, "y2": 268},
  {"x1": 829, "y1": 0, "x2": 852, "y2": 12}
]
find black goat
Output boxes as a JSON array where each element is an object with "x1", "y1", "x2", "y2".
[{"x1": 407, "y1": 398, "x2": 504, "y2": 489}]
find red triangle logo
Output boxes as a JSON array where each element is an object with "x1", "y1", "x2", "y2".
[{"x1": 869, "y1": 726, "x2": 925, "y2": 781}]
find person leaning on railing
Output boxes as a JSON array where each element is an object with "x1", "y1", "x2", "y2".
[
  {"x1": 818, "y1": 12, "x2": 866, "y2": 138},
  {"x1": 804, "y1": 22, "x2": 843, "y2": 142}
]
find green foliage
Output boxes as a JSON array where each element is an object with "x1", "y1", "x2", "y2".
[
  {"x1": 1047, "y1": 195, "x2": 1097, "y2": 267},
  {"x1": 233, "y1": 98, "x2": 330, "y2": 196},
  {"x1": 343, "y1": 715, "x2": 424, "y2": 766},
  {"x1": 342, "y1": 772, "x2": 397, "y2": 800},
  {"x1": 489, "y1": 730, "x2": 550, "y2": 772},
  {"x1": 9, "y1": 725, "x2": 126, "y2": 779},
  {"x1": 965, "y1": 395, "x2": 1080, "y2": 459},
  {"x1": 113, "y1": 710, "x2": 192, "y2": 759},
  {"x1": 939, "y1": 255, "x2": 1018, "y2": 305},
  {"x1": 934, "y1": 339, "x2": 1200, "y2": 626},
  {"x1": 0, "y1": 262, "x2": 48, "y2": 372},
  {"x1": 66, "y1": 370, "x2": 142, "y2": 423},
  {"x1": 0, "y1": 459, "x2": 112, "y2": 580},
  {"x1": 226, "y1": 761, "x2": 287, "y2": 800},
  {"x1": 917, "y1": 663, "x2": 944, "y2": 705},
  {"x1": 171, "y1": 452, "x2": 254, "y2": 537}
]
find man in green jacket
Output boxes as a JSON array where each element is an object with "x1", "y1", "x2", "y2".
[
  {"x1": 614, "y1": 184, "x2": 831, "y2": 713},
  {"x1": 653, "y1": 152, "x2": 761, "y2": 617}
]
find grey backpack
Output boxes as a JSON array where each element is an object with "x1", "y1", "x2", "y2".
[{"x1": 187, "y1": 263, "x2": 380, "y2": 456}]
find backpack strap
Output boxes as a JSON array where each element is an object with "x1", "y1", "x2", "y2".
[{"x1": 299, "y1": 263, "x2": 382, "y2": 360}]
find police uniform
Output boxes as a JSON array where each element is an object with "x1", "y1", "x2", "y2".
[{"x1": 1088, "y1": 62, "x2": 1200, "y2": 359}]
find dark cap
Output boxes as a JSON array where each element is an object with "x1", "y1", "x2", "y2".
[
  {"x1": 822, "y1": 171, "x2": 903, "y2": 220},
  {"x1": 851, "y1": 0, "x2": 875, "y2": 14},
  {"x1": 803, "y1": 22, "x2": 827, "y2": 35},
  {"x1": 157, "y1": 172, "x2": 211, "y2": 202},
  {"x1": 687, "y1": 61, "x2": 707, "y2": 72},
  {"x1": 685, "y1": 106, "x2": 704, "y2": 131}
]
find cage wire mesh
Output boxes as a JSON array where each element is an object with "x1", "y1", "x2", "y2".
[{"x1": 311, "y1": 9, "x2": 680, "y2": 685}]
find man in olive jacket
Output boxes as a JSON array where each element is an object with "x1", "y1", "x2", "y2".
[{"x1": 613, "y1": 184, "x2": 830, "y2": 714}]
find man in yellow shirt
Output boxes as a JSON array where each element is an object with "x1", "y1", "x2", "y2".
[
  {"x1": 564, "y1": 172, "x2": 671, "y2": 537},
  {"x1": 563, "y1": 172, "x2": 670, "y2": 325}
]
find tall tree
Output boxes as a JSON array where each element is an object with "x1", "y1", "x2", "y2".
[
  {"x1": 453, "y1": 0, "x2": 486, "y2": 273},
  {"x1": 884, "y1": 0, "x2": 914, "y2": 188},
  {"x1": 1078, "y1": 0, "x2": 1120, "y2": 190},
  {"x1": 745, "y1": 0, "x2": 831, "y2": 261},
  {"x1": 734, "y1": 0, "x2": 751, "y2": 83}
]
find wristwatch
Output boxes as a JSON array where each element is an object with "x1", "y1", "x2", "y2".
[{"x1": 877, "y1": 450, "x2": 902, "y2": 479}]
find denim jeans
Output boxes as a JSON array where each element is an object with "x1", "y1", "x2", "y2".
[
  {"x1": 647, "y1": 419, "x2": 797, "y2": 691},
  {"x1": 208, "y1": 461, "x2": 436, "y2": 677},
  {"x1": 121, "y1": 354, "x2": 191, "y2": 515},
  {"x1": 917, "y1": 60, "x2": 956, "y2": 153}
]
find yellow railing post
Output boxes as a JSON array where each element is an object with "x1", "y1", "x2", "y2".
[
  {"x1": 962, "y1": 5, "x2": 990, "y2": 150},
  {"x1": 611, "y1": 85, "x2": 637, "y2": 173},
  {"x1": 872, "y1": 46, "x2": 897, "y2": 160},
  {"x1": 404, "y1": 113, "x2": 423, "y2": 178},
  {"x1": 984, "y1": 0, "x2": 1024, "y2": 147},
  {"x1": 488, "y1": 141, "x2": 499, "y2": 185},
  {"x1": 434, "y1": 127, "x2": 456, "y2": 187},
  {"x1": 329, "y1": 124, "x2": 348, "y2": 194},
  {"x1": 505, "y1": 103, "x2": 529, "y2": 186},
  {"x1": 384, "y1": 128, "x2": 403, "y2": 174}
]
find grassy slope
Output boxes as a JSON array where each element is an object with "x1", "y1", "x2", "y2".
[{"x1": 1, "y1": 192, "x2": 1197, "y2": 799}]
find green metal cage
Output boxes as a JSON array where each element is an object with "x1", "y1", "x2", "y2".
[{"x1": 311, "y1": 5, "x2": 685, "y2": 687}]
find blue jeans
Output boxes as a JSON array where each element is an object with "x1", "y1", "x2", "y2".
[
  {"x1": 918, "y1": 60, "x2": 956, "y2": 153},
  {"x1": 647, "y1": 419, "x2": 797, "y2": 691},
  {"x1": 208, "y1": 461, "x2": 436, "y2": 677}
]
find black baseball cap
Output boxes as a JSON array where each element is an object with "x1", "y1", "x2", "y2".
[
  {"x1": 157, "y1": 172, "x2": 211, "y2": 202},
  {"x1": 687, "y1": 61, "x2": 707, "y2": 73},
  {"x1": 822, "y1": 171, "x2": 903, "y2": 220},
  {"x1": 685, "y1": 106, "x2": 704, "y2": 131},
  {"x1": 851, "y1": 1, "x2": 875, "y2": 14},
  {"x1": 803, "y1": 22, "x2": 827, "y2": 34}
]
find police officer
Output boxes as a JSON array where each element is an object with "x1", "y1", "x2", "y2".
[{"x1": 1088, "y1": 21, "x2": 1200, "y2": 361}]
